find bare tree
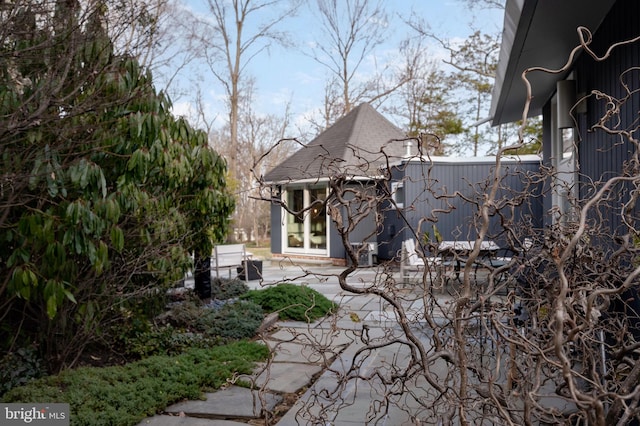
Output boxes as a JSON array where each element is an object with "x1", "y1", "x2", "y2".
[
  {"x1": 187, "y1": 0, "x2": 299, "y2": 182},
  {"x1": 144, "y1": 1, "x2": 207, "y2": 106},
  {"x1": 387, "y1": 38, "x2": 463, "y2": 155},
  {"x1": 209, "y1": 78, "x2": 298, "y2": 242},
  {"x1": 461, "y1": 0, "x2": 506, "y2": 10},
  {"x1": 249, "y1": 28, "x2": 640, "y2": 426},
  {"x1": 307, "y1": 0, "x2": 412, "y2": 127},
  {"x1": 304, "y1": 76, "x2": 344, "y2": 135}
]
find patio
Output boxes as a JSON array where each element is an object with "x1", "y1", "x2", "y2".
[{"x1": 166, "y1": 256, "x2": 584, "y2": 424}]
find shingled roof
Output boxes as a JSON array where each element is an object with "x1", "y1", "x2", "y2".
[{"x1": 263, "y1": 103, "x2": 407, "y2": 183}]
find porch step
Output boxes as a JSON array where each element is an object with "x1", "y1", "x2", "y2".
[{"x1": 269, "y1": 256, "x2": 335, "y2": 267}]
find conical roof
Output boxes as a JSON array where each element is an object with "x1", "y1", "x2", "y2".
[{"x1": 263, "y1": 103, "x2": 407, "y2": 183}]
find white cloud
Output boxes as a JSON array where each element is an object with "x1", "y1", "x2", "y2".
[{"x1": 171, "y1": 100, "x2": 197, "y2": 120}]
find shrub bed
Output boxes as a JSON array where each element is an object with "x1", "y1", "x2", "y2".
[
  {"x1": 1, "y1": 278, "x2": 338, "y2": 425},
  {"x1": 201, "y1": 300, "x2": 264, "y2": 339},
  {"x1": 120, "y1": 278, "x2": 260, "y2": 358}
]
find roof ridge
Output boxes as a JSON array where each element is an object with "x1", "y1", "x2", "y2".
[
  {"x1": 307, "y1": 102, "x2": 366, "y2": 144},
  {"x1": 342, "y1": 103, "x2": 366, "y2": 156}
]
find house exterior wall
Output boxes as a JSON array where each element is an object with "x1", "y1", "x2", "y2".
[
  {"x1": 270, "y1": 159, "x2": 543, "y2": 263},
  {"x1": 533, "y1": 0, "x2": 640, "y2": 339},
  {"x1": 541, "y1": 103, "x2": 554, "y2": 228},
  {"x1": 577, "y1": 0, "x2": 639, "y2": 239},
  {"x1": 546, "y1": 0, "x2": 640, "y2": 240},
  {"x1": 378, "y1": 158, "x2": 544, "y2": 261},
  {"x1": 376, "y1": 166, "x2": 406, "y2": 263},
  {"x1": 269, "y1": 182, "x2": 379, "y2": 264},
  {"x1": 270, "y1": 198, "x2": 282, "y2": 255},
  {"x1": 336, "y1": 183, "x2": 379, "y2": 261}
]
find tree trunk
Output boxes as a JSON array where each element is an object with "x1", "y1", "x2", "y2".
[{"x1": 194, "y1": 250, "x2": 211, "y2": 299}]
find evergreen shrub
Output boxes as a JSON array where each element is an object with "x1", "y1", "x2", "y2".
[{"x1": 242, "y1": 283, "x2": 337, "y2": 322}]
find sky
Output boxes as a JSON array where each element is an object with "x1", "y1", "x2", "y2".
[{"x1": 169, "y1": 0, "x2": 505, "y2": 139}]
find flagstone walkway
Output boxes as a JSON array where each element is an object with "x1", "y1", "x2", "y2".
[{"x1": 138, "y1": 262, "x2": 454, "y2": 426}]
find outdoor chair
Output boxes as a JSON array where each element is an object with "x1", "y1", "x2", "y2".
[
  {"x1": 212, "y1": 244, "x2": 252, "y2": 282},
  {"x1": 400, "y1": 239, "x2": 441, "y2": 285},
  {"x1": 435, "y1": 241, "x2": 475, "y2": 286}
]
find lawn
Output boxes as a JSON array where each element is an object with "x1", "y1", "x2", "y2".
[{"x1": 246, "y1": 243, "x2": 272, "y2": 260}]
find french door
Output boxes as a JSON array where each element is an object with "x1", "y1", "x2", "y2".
[{"x1": 283, "y1": 186, "x2": 328, "y2": 255}]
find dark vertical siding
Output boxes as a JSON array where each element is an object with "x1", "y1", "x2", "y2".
[
  {"x1": 541, "y1": 104, "x2": 554, "y2": 228},
  {"x1": 329, "y1": 222, "x2": 343, "y2": 259},
  {"x1": 270, "y1": 201, "x2": 282, "y2": 254},
  {"x1": 378, "y1": 158, "x2": 543, "y2": 260},
  {"x1": 573, "y1": 0, "x2": 640, "y2": 239},
  {"x1": 378, "y1": 167, "x2": 410, "y2": 261},
  {"x1": 330, "y1": 183, "x2": 379, "y2": 259}
]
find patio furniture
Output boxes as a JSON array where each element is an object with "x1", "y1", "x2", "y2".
[
  {"x1": 237, "y1": 259, "x2": 263, "y2": 281},
  {"x1": 437, "y1": 240, "x2": 500, "y2": 283},
  {"x1": 474, "y1": 238, "x2": 534, "y2": 288},
  {"x1": 288, "y1": 234, "x2": 303, "y2": 247},
  {"x1": 349, "y1": 242, "x2": 375, "y2": 267},
  {"x1": 400, "y1": 239, "x2": 441, "y2": 284},
  {"x1": 212, "y1": 244, "x2": 253, "y2": 282},
  {"x1": 310, "y1": 234, "x2": 326, "y2": 247}
]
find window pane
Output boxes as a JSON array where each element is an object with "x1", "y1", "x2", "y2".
[
  {"x1": 309, "y1": 187, "x2": 327, "y2": 249},
  {"x1": 392, "y1": 182, "x2": 404, "y2": 208},
  {"x1": 286, "y1": 189, "x2": 303, "y2": 247}
]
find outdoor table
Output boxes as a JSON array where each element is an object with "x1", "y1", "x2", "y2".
[
  {"x1": 437, "y1": 240, "x2": 500, "y2": 281},
  {"x1": 437, "y1": 240, "x2": 500, "y2": 253}
]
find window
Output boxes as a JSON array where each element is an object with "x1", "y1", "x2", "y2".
[
  {"x1": 391, "y1": 182, "x2": 405, "y2": 209},
  {"x1": 309, "y1": 187, "x2": 327, "y2": 249},
  {"x1": 551, "y1": 96, "x2": 578, "y2": 223},
  {"x1": 286, "y1": 188, "x2": 304, "y2": 247}
]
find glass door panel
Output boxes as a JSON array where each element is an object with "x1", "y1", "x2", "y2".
[
  {"x1": 309, "y1": 187, "x2": 327, "y2": 249},
  {"x1": 286, "y1": 188, "x2": 304, "y2": 248},
  {"x1": 283, "y1": 186, "x2": 328, "y2": 254}
]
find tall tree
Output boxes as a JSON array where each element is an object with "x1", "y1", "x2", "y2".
[
  {"x1": 239, "y1": 89, "x2": 296, "y2": 242},
  {"x1": 209, "y1": 78, "x2": 297, "y2": 242},
  {"x1": 407, "y1": 8, "x2": 502, "y2": 156},
  {"x1": 309, "y1": 0, "x2": 412, "y2": 127},
  {"x1": 443, "y1": 30, "x2": 501, "y2": 156},
  {"x1": 189, "y1": 0, "x2": 299, "y2": 182},
  {"x1": 390, "y1": 39, "x2": 463, "y2": 155},
  {"x1": 0, "y1": 0, "x2": 234, "y2": 370}
]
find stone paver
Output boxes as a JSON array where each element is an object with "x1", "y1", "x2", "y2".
[
  {"x1": 268, "y1": 327, "x2": 354, "y2": 348},
  {"x1": 263, "y1": 340, "x2": 337, "y2": 365},
  {"x1": 252, "y1": 362, "x2": 324, "y2": 394},
  {"x1": 143, "y1": 262, "x2": 578, "y2": 425},
  {"x1": 139, "y1": 417, "x2": 247, "y2": 425},
  {"x1": 164, "y1": 386, "x2": 281, "y2": 419}
]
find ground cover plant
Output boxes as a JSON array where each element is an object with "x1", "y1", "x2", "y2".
[
  {"x1": 0, "y1": 274, "x2": 342, "y2": 426},
  {"x1": 243, "y1": 283, "x2": 337, "y2": 322},
  {"x1": 118, "y1": 278, "x2": 260, "y2": 358},
  {"x1": 0, "y1": 346, "x2": 45, "y2": 396},
  {"x1": 1, "y1": 342, "x2": 269, "y2": 426}
]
